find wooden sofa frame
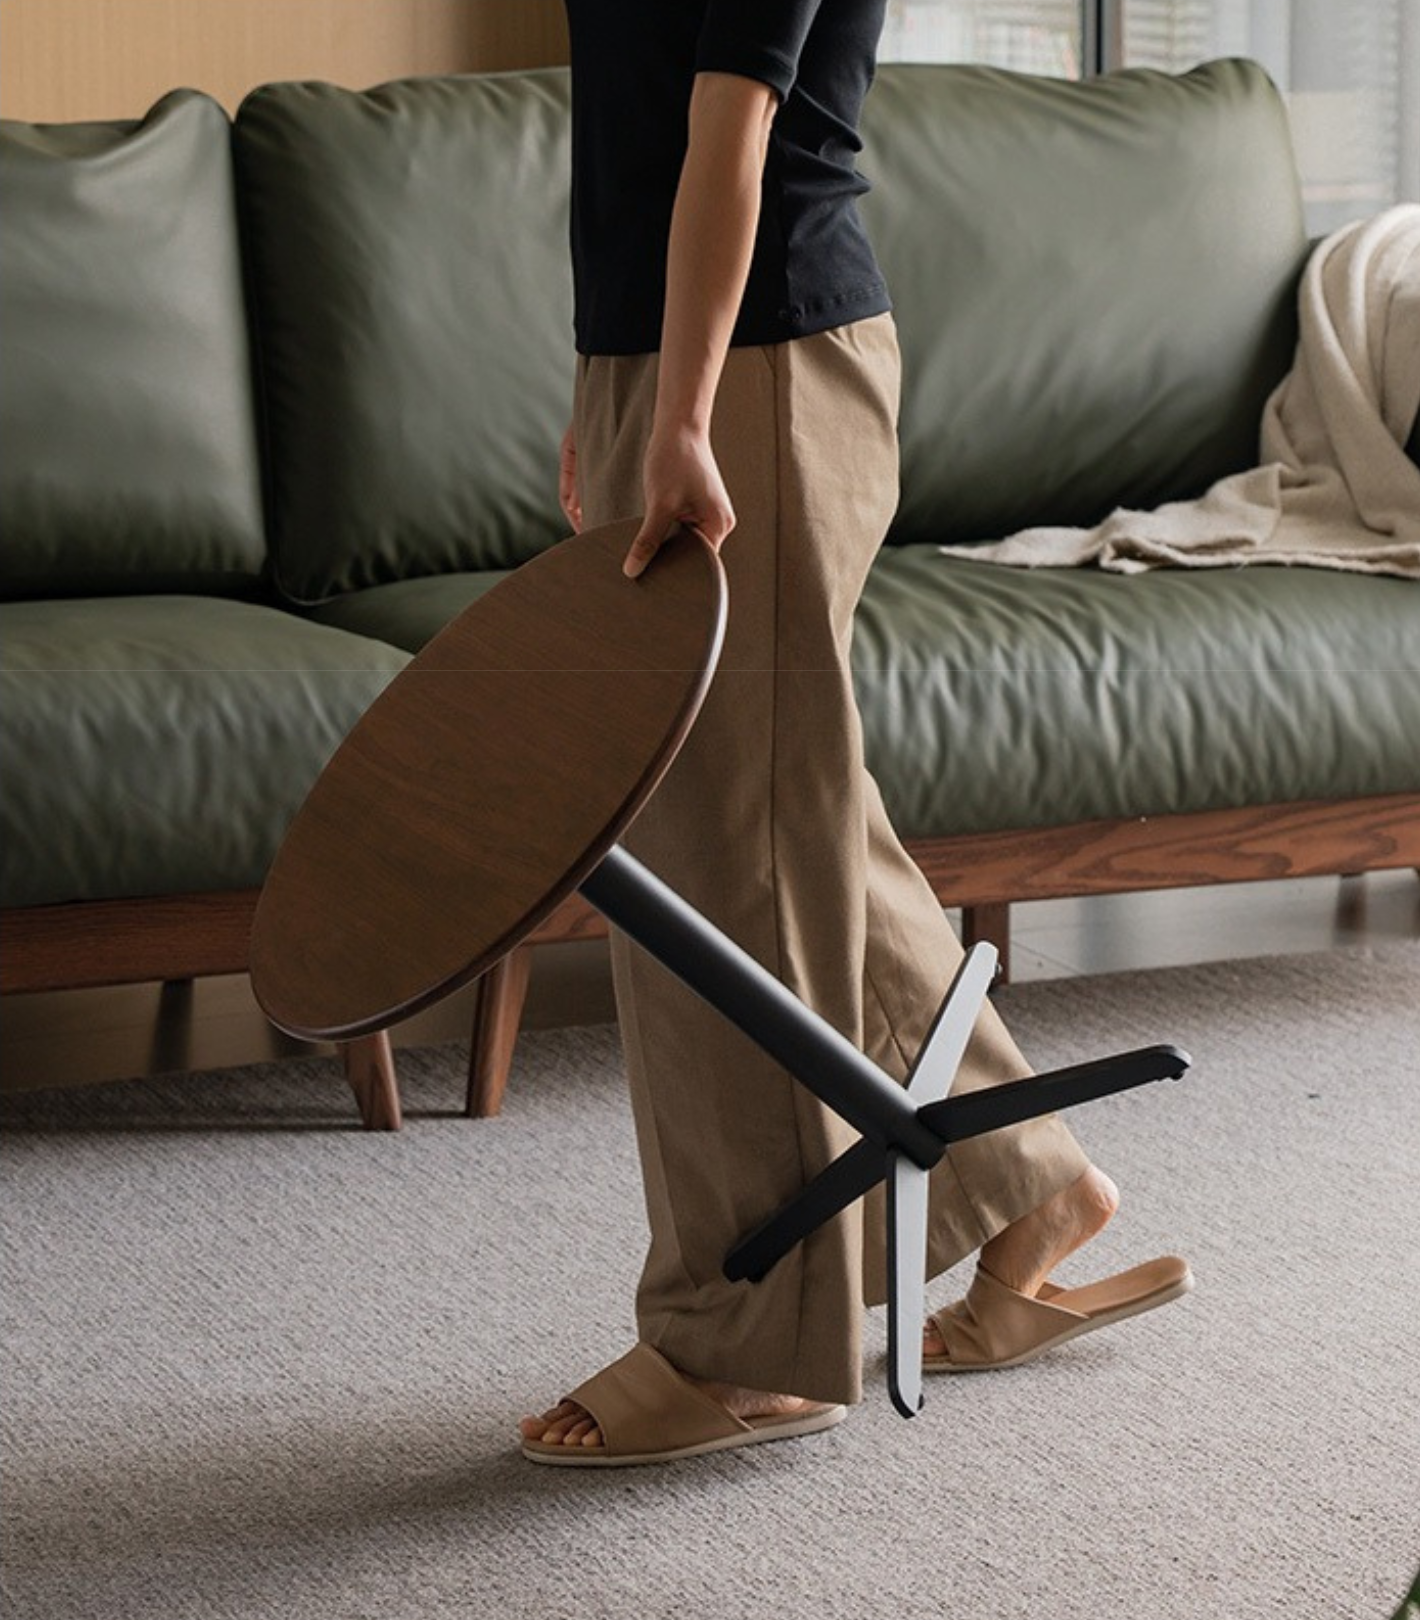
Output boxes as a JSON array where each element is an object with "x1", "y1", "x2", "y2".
[{"x1": 4, "y1": 792, "x2": 1417, "y2": 1130}]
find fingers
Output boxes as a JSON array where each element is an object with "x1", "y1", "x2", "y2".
[
  {"x1": 566, "y1": 420, "x2": 738, "y2": 576},
  {"x1": 624, "y1": 500, "x2": 735, "y2": 578},
  {"x1": 624, "y1": 510, "x2": 676, "y2": 578},
  {"x1": 624, "y1": 511, "x2": 731, "y2": 578},
  {"x1": 559, "y1": 422, "x2": 582, "y2": 533},
  {"x1": 625, "y1": 424, "x2": 735, "y2": 577}
]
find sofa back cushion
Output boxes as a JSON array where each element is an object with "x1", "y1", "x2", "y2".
[
  {"x1": 0, "y1": 91, "x2": 267, "y2": 599},
  {"x1": 234, "y1": 71, "x2": 573, "y2": 603},
  {"x1": 861, "y1": 59, "x2": 1308, "y2": 546}
]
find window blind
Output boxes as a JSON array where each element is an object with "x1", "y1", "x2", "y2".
[
  {"x1": 1122, "y1": 0, "x2": 1416, "y2": 233},
  {"x1": 878, "y1": 2, "x2": 1419, "y2": 233}
]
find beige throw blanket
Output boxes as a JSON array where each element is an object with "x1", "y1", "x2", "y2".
[{"x1": 938, "y1": 205, "x2": 1420, "y2": 578}]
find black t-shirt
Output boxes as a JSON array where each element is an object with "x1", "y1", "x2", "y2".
[{"x1": 563, "y1": 0, "x2": 890, "y2": 355}]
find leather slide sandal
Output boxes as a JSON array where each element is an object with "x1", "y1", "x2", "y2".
[
  {"x1": 925, "y1": 1255, "x2": 1193, "y2": 1373},
  {"x1": 520, "y1": 1343, "x2": 846, "y2": 1467}
]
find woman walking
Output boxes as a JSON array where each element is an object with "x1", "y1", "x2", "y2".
[{"x1": 520, "y1": 0, "x2": 1188, "y2": 1466}]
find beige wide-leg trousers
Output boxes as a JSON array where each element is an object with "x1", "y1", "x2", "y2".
[{"x1": 574, "y1": 313, "x2": 1090, "y2": 1406}]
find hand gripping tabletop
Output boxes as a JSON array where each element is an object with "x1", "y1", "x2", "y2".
[{"x1": 251, "y1": 518, "x2": 1190, "y2": 1417}]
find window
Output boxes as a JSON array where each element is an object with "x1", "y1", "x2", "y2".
[
  {"x1": 880, "y1": 1, "x2": 1085, "y2": 76},
  {"x1": 1121, "y1": 0, "x2": 1420, "y2": 233},
  {"x1": 877, "y1": 2, "x2": 1420, "y2": 234}
]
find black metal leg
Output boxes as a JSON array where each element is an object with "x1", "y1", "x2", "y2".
[
  {"x1": 724, "y1": 1137, "x2": 886, "y2": 1284},
  {"x1": 578, "y1": 844, "x2": 942, "y2": 1167},
  {"x1": 919, "y1": 1046, "x2": 1191, "y2": 1144}
]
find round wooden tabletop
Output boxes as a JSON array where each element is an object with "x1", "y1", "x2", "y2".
[{"x1": 251, "y1": 519, "x2": 726, "y2": 1041}]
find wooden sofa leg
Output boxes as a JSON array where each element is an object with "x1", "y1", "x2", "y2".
[
  {"x1": 962, "y1": 902, "x2": 1011, "y2": 985},
  {"x1": 342, "y1": 1031, "x2": 402, "y2": 1131},
  {"x1": 467, "y1": 947, "x2": 532, "y2": 1118}
]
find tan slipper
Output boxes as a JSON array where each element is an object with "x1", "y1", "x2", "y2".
[
  {"x1": 925, "y1": 1255, "x2": 1193, "y2": 1373},
  {"x1": 520, "y1": 1343, "x2": 846, "y2": 1468}
]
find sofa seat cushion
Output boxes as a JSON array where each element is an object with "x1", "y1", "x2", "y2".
[
  {"x1": 306, "y1": 571, "x2": 508, "y2": 650},
  {"x1": 306, "y1": 550, "x2": 1418, "y2": 846},
  {"x1": 0, "y1": 598, "x2": 409, "y2": 908},
  {"x1": 852, "y1": 549, "x2": 1420, "y2": 838}
]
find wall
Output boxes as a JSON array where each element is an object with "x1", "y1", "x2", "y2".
[{"x1": 0, "y1": 0, "x2": 570, "y2": 122}]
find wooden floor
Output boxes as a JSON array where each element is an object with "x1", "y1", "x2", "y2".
[{"x1": 2, "y1": 870, "x2": 1417, "y2": 1096}]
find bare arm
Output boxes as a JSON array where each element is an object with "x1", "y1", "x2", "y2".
[{"x1": 622, "y1": 71, "x2": 777, "y2": 577}]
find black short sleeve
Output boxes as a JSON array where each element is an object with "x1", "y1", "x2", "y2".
[
  {"x1": 565, "y1": 0, "x2": 890, "y2": 353},
  {"x1": 693, "y1": 0, "x2": 825, "y2": 101}
]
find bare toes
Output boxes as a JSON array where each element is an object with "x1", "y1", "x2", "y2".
[
  {"x1": 519, "y1": 1400, "x2": 571, "y2": 1439},
  {"x1": 519, "y1": 1400, "x2": 603, "y2": 1448}
]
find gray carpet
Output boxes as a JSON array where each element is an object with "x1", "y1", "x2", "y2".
[{"x1": 3, "y1": 943, "x2": 1418, "y2": 1620}]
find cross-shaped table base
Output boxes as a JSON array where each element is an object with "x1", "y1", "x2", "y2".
[{"x1": 580, "y1": 843, "x2": 1188, "y2": 1416}]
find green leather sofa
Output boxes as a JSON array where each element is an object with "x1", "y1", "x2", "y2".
[{"x1": 3, "y1": 60, "x2": 1416, "y2": 1127}]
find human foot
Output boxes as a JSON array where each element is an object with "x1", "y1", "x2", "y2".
[
  {"x1": 923, "y1": 1255, "x2": 1193, "y2": 1373},
  {"x1": 519, "y1": 1369, "x2": 815, "y2": 1450},
  {"x1": 518, "y1": 1344, "x2": 845, "y2": 1466},
  {"x1": 923, "y1": 1165, "x2": 1120, "y2": 1358}
]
